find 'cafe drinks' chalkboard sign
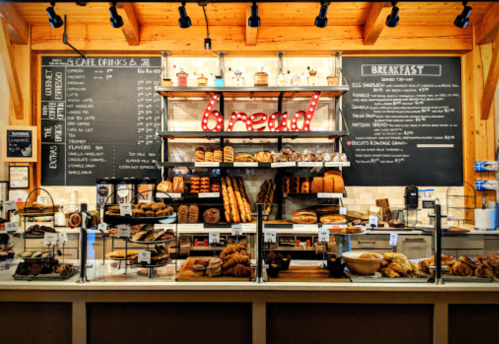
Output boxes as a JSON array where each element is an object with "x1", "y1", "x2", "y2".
[{"x1": 2, "y1": 126, "x2": 37, "y2": 162}]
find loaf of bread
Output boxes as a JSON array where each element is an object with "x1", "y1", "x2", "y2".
[
  {"x1": 311, "y1": 177, "x2": 324, "y2": 193},
  {"x1": 320, "y1": 215, "x2": 346, "y2": 224},
  {"x1": 324, "y1": 175, "x2": 334, "y2": 193},
  {"x1": 282, "y1": 177, "x2": 290, "y2": 193},
  {"x1": 300, "y1": 177, "x2": 310, "y2": 193},
  {"x1": 289, "y1": 177, "x2": 299, "y2": 193},
  {"x1": 332, "y1": 174, "x2": 344, "y2": 193},
  {"x1": 195, "y1": 147, "x2": 205, "y2": 162},
  {"x1": 205, "y1": 147, "x2": 214, "y2": 162},
  {"x1": 214, "y1": 147, "x2": 223, "y2": 162},
  {"x1": 224, "y1": 146, "x2": 234, "y2": 162},
  {"x1": 173, "y1": 177, "x2": 184, "y2": 193},
  {"x1": 157, "y1": 181, "x2": 173, "y2": 193},
  {"x1": 178, "y1": 205, "x2": 189, "y2": 223},
  {"x1": 291, "y1": 214, "x2": 317, "y2": 224}
]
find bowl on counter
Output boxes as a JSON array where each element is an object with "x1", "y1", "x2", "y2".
[
  {"x1": 158, "y1": 213, "x2": 177, "y2": 224},
  {"x1": 342, "y1": 251, "x2": 383, "y2": 276}
]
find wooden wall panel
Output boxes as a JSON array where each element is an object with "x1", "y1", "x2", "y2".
[
  {"x1": 0, "y1": 302, "x2": 72, "y2": 344},
  {"x1": 87, "y1": 302, "x2": 252, "y2": 344},
  {"x1": 449, "y1": 304, "x2": 499, "y2": 344},
  {"x1": 267, "y1": 303, "x2": 433, "y2": 344}
]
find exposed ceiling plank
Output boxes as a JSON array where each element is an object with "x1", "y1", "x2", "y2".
[
  {"x1": 117, "y1": 2, "x2": 140, "y2": 46},
  {"x1": 476, "y1": 3, "x2": 499, "y2": 45},
  {"x1": 246, "y1": 3, "x2": 257, "y2": 46},
  {"x1": 30, "y1": 25, "x2": 473, "y2": 53},
  {"x1": 363, "y1": 2, "x2": 391, "y2": 46},
  {"x1": 0, "y1": 3, "x2": 29, "y2": 45},
  {"x1": 0, "y1": 18, "x2": 24, "y2": 120},
  {"x1": 480, "y1": 31, "x2": 499, "y2": 119}
]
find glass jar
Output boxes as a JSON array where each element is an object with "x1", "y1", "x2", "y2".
[
  {"x1": 291, "y1": 74, "x2": 302, "y2": 86},
  {"x1": 197, "y1": 74, "x2": 208, "y2": 87},
  {"x1": 327, "y1": 73, "x2": 339, "y2": 86},
  {"x1": 177, "y1": 68, "x2": 188, "y2": 87},
  {"x1": 277, "y1": 73, "x2": 286, "y2": 87},
  {"x1": 308, "y1": 69, "x2": 319, "y2": 86},
  {"x1": 254, "y1": 67, "x2": 269, "y2": 87},
  {"x1": 214, "y1": 75, "x2": 224, "y2": 87},
  {"x1": 232, "y1": 70, "x2": 244, "y2": 86}
]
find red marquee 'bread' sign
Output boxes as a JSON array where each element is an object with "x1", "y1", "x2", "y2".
[{"x1": 201, "y1": 92, "x2": 321, "y2": 132}]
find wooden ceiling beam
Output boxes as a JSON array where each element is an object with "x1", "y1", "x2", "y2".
[
  {"x1": 30, "y1": 25, "x2": 472, "y2": 53},
  {"x1": 246, "y1": 3, "x2": 257, "y2": 46},
  {"x1": 480, "y1": 30, "x2": 499, "y2": 120},
  {"x1": 0, "y1": 18, "x2": 24, "y2": 120},
  {"x1": 363, "y1": 2, "x2": 391, "y2": 46},
  {"x1": 0, "y1": 3, "x2": 29, "y2": 45},
  {"x1": 117, "y1": 2, "x2": 140, "y2": 46},
  {"x1": 476, "y1": 2, "x2": 499, "y2": 45}
]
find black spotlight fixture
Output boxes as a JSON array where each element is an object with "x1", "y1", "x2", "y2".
[
  {"x1": 385, "y1": 1, "x2": 399, "y2": 28},
  {"x1": 454, "y1": 2, "x2": 472, "y2": 28},
  {"x1": 109, "y1": 2, "x2": 123, "y2": 29},
  {"x1": 76, "y1": 1, "x2": 86, "y2": 6},
  {"x1": 248, "y1": 2, "x2": 260, "y2": 28},
  {"x1": 314, "y1": 2, "x2": 329, "y2": 28},
  {"x1": 46, "y1": 2, "x2": 63, "y2": 29},
  {"x1": 178, "y1": 2, "x2": 191, "y2": 29}
]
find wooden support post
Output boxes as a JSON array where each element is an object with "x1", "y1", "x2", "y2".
[
  {"x1": 117, "y1": 2, "x2": 140, "y2": 46},
  {"x1": 363, "y1": 2, "x2": 391, "y2": 46},
  {"x1": 433, "y1": 303, "x2": 448, "y2": 344},
  {"x1": 72, "y1": 300, "x2": 86, "y2": 344},
  {"x1": 476, "y1": 3, "x2": 499, "y2": 45},
  {"x1": 252, "y1": 300, "x2": 266, "y2": 344},
  {"x1": 0, "y1": 18, "x2": 24, "y2": 120},
  {"x1": 481, "y1": 30, "x2": 499, "y2": 120},
  {"x1": 0, "y1": 3, "x2": 29, "y2": 45},
  {"x1": 246, "y1": 3, "x2": 257, "y2": 46}
]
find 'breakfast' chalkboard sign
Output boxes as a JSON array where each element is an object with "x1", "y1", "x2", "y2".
[{"x1": 2, "y1": 126, "x2": 37, "y2": 162}]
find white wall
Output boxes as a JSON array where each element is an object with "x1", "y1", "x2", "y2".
[{"x1": 0, "y1": 55, "x2": 9, "y2": 181}]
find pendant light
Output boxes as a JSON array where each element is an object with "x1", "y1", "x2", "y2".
[
  {"x1": 385, "y1": 2, "x2": 400, "y2": 28},
  {"x1": 454, "y1": 2, "x2": 472, "y2": 28},
  {"x1": 46, "y1": 2, "x2": 64, "y2": 29},
  {"x1": 248, "y1": 2, "x2": 260, "y2": 28},
  {"x1": 109, "y1": 2, "x2": 123, "y2": 29},
  {"x1": 315, "y1": 2, "x2": 329, "y2": 28},
  {"x1": 178, "y1": 2, "x2": 191, "y2": 29}
]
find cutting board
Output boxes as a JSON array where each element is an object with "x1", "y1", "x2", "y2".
[
  {"x1": 176, "y1": 256, "x2": 253, "y2": 282},
  {"x1": 268, "y1": 266, "x2": 350, "y2": 283}
]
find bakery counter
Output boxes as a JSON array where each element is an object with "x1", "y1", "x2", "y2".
[{"x1": 1, "y1": 260, "x2": 499, "y2": 344}]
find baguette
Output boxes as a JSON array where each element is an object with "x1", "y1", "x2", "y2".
[
  {"x1": 238, "y1": 177, "x2": 252, "y2": 222},
  {"x1": 231, "y1": 177, "x2": 247, "y2": 223},
  {"x1": 220, "y1": 177, "x2": 232, "y2": 223},
  {"x1": 225, "y1": 176, "x2": 241, "y2": 223}
]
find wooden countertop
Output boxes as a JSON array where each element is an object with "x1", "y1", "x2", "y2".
[{"x1": 1, "y1": 259, "x2": 498, "y2": 292}]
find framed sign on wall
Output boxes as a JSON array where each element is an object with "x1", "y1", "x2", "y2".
[
  {"x1": 2, "y1": 126, "x2": 38, "y2": 162},
  {"x1": 9, "y1": 166, "x2": 30, "y2": 189}
]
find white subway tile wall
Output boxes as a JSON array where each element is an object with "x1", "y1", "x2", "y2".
[{"x1": 41, "y1": 57, "x2": 463, "y2": 224}]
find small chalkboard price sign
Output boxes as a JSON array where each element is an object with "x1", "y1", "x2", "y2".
[{"x1": 2, "y1": 126, "x2": 37, "y2": 162}]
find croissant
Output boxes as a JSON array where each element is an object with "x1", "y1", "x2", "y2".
[
  {"x1": 220, "y1": 244, "x2": 238, "y2": 260},
  {"x1": 222, "y1": 253, "x2": 250, "y2": 269},
  {"x1": 233, "y1": 264, "x2": 253, "y2": 277}
]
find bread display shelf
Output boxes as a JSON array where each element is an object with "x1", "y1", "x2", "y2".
[
  {"x1": 268, "y1": 266, "x2": 350, "y2": 282},
  {"x1": 155, "y1": 86, "x2": 349, "y2": 99},
  {"x1": 157, "y1": 131, "x2": 348, "y2": 140},
  {"x1": 156, "y1": 192, "x2": 221, "y2": 199},
  {"x1": 347, "y1": 272, "x2": 431, "y2": 283},
  {"x1": 284, "y1": 192, "x2": 344, "y2": 199},
  {"x1": 157, "y1": 162, "x2": 350, "y2": 168},
  {"x1": 176, "y1": 257, "x2": 253, "y2": 282}
]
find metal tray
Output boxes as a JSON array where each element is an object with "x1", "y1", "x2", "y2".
[
  {"x1": 132, "y1": 262, "x2": 169, "y2": 268},
  {"x1": 21, "y1": 256, "x2": 53, "y2": 260},
  {"x1": 13, "y1": 268, "x2": 79, "y2": 281}
]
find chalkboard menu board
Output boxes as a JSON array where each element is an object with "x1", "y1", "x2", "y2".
[
  {"x1": 342, "y1": 57, "x2": 463, "y2": 186},
  {"x1": 40, "y1": 57, "x2": 162, "y2": 186},
  {"x1": 7, "y1": 129, "x2": 32, "y2": 158}
]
